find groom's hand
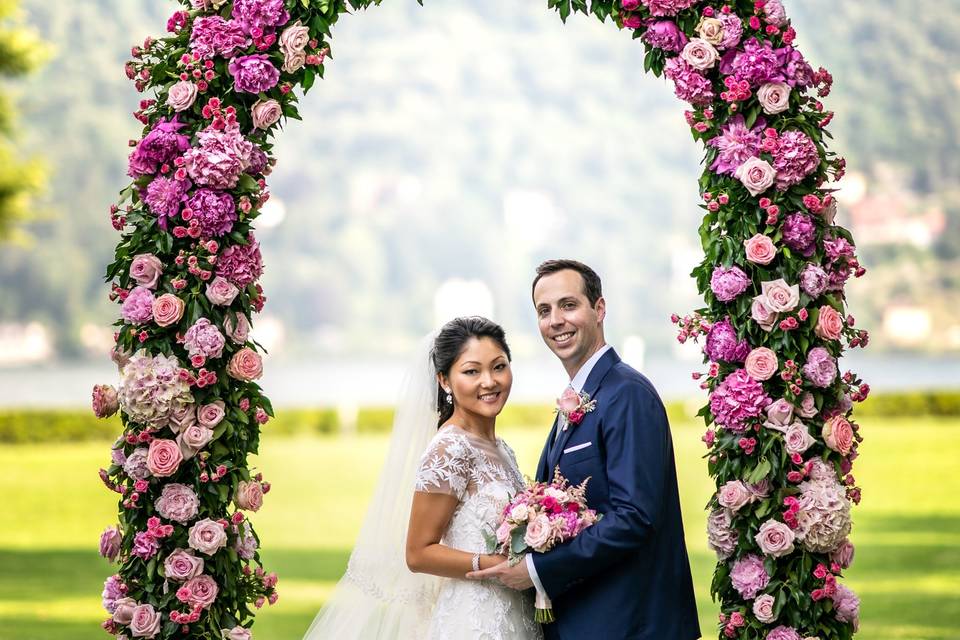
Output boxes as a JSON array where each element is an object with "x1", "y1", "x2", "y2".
[{"x1": 466, "y1": 560, "x2": 534, "y2": 590}]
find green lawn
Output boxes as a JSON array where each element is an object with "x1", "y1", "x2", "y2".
[{"x1": 2, "y1": 417, "x2": 958, "y2": 639}]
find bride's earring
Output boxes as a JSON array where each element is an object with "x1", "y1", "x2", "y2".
[{"x1": 444, "y1": 389, "x2": 453, "y2": 404}]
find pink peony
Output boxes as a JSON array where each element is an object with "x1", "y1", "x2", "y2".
[
  {"x1": 803, "y1": 347, "x2": 837, "y2": 388},
  {"x1": 773, "y1": 130, "x2": 820, "y2": 191},
  {"x1": 122, "y1": 287, "x2": 156, "y2": 325},
  {"x1": 184, "y1": 318, "x2": 226, "y2": 359},
  {"x1": 800, "y1": 263, "x2": 830, "y2": 298},
  {"x1": 707, "y1": 508, "x2": 738, "y2": 559},
  {"x1": 129, "y1": 254, "x2": 164, "y2": 289},
  {"x1": 232, "y1": 0, "x2": 290, "y2": 34},
  {"x1": 164, "y1": 548, "x2": 205, "y2": 582},
  {"x1": 643, "y1": 20, "x2": 688, "y2": 53},
  {"x1": 144, "y1": 175, "x2": 190, "y2": 221},
  {"x1": 832, "y1": 583, "x2": 860, "y2": 628},
  {"x1": 186, "y1": 188, "x2": 237, "y2": 238},
  {"x1": 730, "y1": 553, "x2": 770, "y2": 600},
  {"x1": 710, "y1": 265, "x2": 751, "y2": 302},
  {"x1": 123, "y1": 447, "x2": 151, "y2": 480},
  {"x1": 152, "y1": 293, "x2": 185, "y2": 327},
  {"x1": 756, "y1": 519, "x2": 796, "y2": 557},
  {"x1": 216, "y1": 234, "x2": 263, "y2": 286},
  {"x1": 745, "y1": 347, "x2": 778, "y2": 381},
  {"x1": 189, "y1": 16, "x2": 249, "y2": 59},
  {"x1": 235, "y1": 480, "x2": 264, "y2": 512},
  {"x1": 228, "y1": 54, "x2": 280, "y2": 94},
  {"x1": 146, "y1": 438, "x2": 183, "y2": 477},
  {"x1": 705, "y1": 318, "x2": 750, "y2": 363},
  {"x1": 155, "y1": 483, "x2": 199, "y2": 524},
  {"x1": 132, "y1": 530, "x2": 161, "y2": 560},
  {"x1": 641, "y1": 0, "x2": 698, "y2": 17},
  {"x1": 184, "y1": 124, "x2": 253, "y2": 190},
  {"x1": 815, "y1": 305, "x2": 844, "y2": 341},
  {"x1": 766, "y1": 626, "x2": 802, "y2": 640},
  {"x1": 228, "y1": 347, "x2": 263, "y2": 381},
  {"x1": 92, "y1": 384, "x2": 120, "y2": 418}
]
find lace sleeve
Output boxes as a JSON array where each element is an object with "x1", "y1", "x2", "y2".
[{"x1": 414, "y1": 431, "x2": 472, "y2": 500}]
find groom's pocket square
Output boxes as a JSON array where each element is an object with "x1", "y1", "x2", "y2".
[{"x1": 563, "y1": 441, "x2": 593, "y2": 454}]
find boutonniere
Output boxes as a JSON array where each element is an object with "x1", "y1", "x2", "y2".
[{"x1": 556, "y1": 388, "x2": 597, "y2": 430}]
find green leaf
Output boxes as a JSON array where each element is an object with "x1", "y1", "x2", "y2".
[{"x1": 510, "y1": 528, "x2": 527, "y2": 554}]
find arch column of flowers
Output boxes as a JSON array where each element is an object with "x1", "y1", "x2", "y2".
[{"x1": 92, "y1": 1, "x2": 866, "y2": 638}]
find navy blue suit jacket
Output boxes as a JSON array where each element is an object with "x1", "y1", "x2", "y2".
[{"x1": 531, "y1": 349, "x2": 700, "y2": 640}]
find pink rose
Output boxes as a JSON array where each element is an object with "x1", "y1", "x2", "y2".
[
  {"x1": 129, "y1": 254, "x2": 163, "y2": 289},
  {"x1": 830, "y1": 538, "x2": 855, "y2": 569},
  {"x1": 235, "y1": 480, "x2": 264, "y2": 512},
  {"x1": 696, "y1": 17, "x2": 724, "y2": 45},
  {"x1": 757, "y1": 82, "x2": 791, "y2": 114},
  {"x1": 112, "y1": 597, "x2": 137, "y2": 625},
  {"x1": 205, "y1": 277, "x2": 239, "y2": 306},
  {"x1": 735, "y1": 157, "x2": 776, "y2": 196},
  {"x1": 177, "y1": 424, "x2": 214, "y2": 460},
  {"x1": 197, "y1": 400, "x2": 226, "y2": 428},
  {"x1": 166, "y1": 80, "x2": 198, "y2": 112},
  {"x1": 557, "y1": 387, "x2": 582, "y2": 414},
  {"x1": 496, "y1": 520, "x2": 512, "y2": 545},
  {"x1": 751, "y1": 295, "x2": 779, "y2": 332},
  {"x1": 815, "y1": 305, "x2": 844, "y2": 341},
  {"x1": 282, "y1": 50, "x2": 306, "y2": 74},
  {"x1": 183, "y1": 574, "x2": 219, "y2": 609},
  {"x1": 745, "y1": 347, "x2": 778, "y2": 381},
  {"x1": 100, "y1": 526, "x2": 122, "y2": 561},
  {"x1": 717, "y1": 480, "x2": 752, "y2": 512},
  {"x1": 760, "y1": 279, "x2": 800, "y2": 313},
  {"x1": 169, "y1": 403, "x2": 197, "y2": 435},
  {"x1": 188, "y1": 518, "x2": 227, "y2": 556},
  {"x1": 822, "y1": 415, "x2": 854, "y2": 455},
  {"x1": 523, "y1": 514, "x2": 553, "y2": 552},
  {"x1": 744, "y1": 233, "x2": 777, "y2": 265},
  {"x1": 129, "y1": 603, "x2": 161, "y2": 638},
  {"x1": 279, "y1": 20, "x2": 310, "y2": 57},
  {"x1": 251, "y1": 99, "x2": 282, "y2": 130},
  {"x1": 764, "y1": 399, "x2": 794, "y2": 430},
  {"x1": 753, "y1": 594, "x2": 777, "y2": 623},
  {"x1": 155, "y1": 483, "x2": 199, "y2": 524},
  {"x1": 757, "y1": 519, "x2": 796, "y2": 557},
  {"x1": 152, "y1": 293, "x2": 185, "y2": 327},
  {"x1": 783, "y1": 422, "x2": 815, "y2": 454},
  {"x1": 164, "y1": 548, "x2": 205, "y2": 582},
  {"x1": 221, "y1": 627, "x2": 253, "y2": 640},
  {"x1": 797, "y1": 392, "x2": 818, "y2": 418},
  {"x1": 680, "y1": 38, "x2": 718, "y2": 70},
  {"x1": 92, "y1": 384, "x2": 120, "y2": 418},
  {"x1": 146, "y1": 438, "x2": 183, "y2": 477},
  {"x1": 224, "y1": 313, "x2": 250, "y2": 345},
  {"x1": 228, "y1": 347, "x2": 263, "y2": 381}
]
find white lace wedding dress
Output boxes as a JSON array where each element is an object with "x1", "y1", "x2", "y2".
[{"x1": 414, "y1": 424, "x2": 543, "y2": 640}]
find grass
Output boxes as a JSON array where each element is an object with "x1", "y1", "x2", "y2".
[{"x1": 1, "y1": 417, "x2": 958, "y2": 639}]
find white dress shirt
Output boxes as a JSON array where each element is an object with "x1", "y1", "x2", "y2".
[{"x1": 526, "y1": 344, "x2": 612, "y2": 597}]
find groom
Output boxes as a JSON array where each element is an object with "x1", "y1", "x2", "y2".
[{"x1": 469, "y1": 259, "x2": 700, "y2": 639}]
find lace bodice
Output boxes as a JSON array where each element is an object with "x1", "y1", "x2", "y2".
[{"x1": 413, "y1": 424, "x2": 541, "y2": 639}]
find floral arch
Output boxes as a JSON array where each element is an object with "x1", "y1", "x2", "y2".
[{"x1": 93, "y1": 0, "x2": 867, "y2": 638}]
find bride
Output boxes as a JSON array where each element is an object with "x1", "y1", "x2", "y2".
[{"x1": 303, "y1": 317, "x2": 542, "y2": 639}]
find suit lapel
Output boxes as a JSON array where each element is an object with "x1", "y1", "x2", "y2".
[
  {"x1": 549, "y1": 348, "x2": 620, "y2": 471},
  {"x1": 537, "y1": 412, "x2": 561, "y2": 482}
]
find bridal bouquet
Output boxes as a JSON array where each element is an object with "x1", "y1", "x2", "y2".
[{"x1": 486, "y1": 468, "x2": 600, "y2": 624}]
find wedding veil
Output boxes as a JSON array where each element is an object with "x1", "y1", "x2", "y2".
[{"x1": 302, "y1": 332, "x2": 443, "y2": 639}]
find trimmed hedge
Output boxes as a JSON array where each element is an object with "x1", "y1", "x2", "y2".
[{"x1": 2, "y1": 390, "x2": 957, "y2": 443}]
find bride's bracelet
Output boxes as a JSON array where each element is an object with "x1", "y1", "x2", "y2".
[{"x1": 471, "y1": 553, "x2": 481, "y2": 572}]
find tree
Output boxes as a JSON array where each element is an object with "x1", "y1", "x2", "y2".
[{"x1": 0, "y1": 0, "x2": 49, "y2": 241}]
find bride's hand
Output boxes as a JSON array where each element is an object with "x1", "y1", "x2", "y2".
[{"x1": 479, "y1": 554, "x2": 508, "y2": 570}]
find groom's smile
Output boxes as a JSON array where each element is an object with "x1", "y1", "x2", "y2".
[{"x1": 532, "y1": 268, "x2": 606, "y2": 378}]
